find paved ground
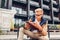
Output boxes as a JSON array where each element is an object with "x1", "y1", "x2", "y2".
[
  {"x1": 0, "y1": 32, "x2": 60, "y2": 40},
  {"x1": 0, "y1": 35, "x2": 60, "y2": 40}
]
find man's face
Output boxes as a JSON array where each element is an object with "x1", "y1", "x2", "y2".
[{"x1": 35, "y1": 10, "x2": 43, "y2": 19}]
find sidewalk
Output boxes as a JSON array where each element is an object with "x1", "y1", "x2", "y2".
[
  {"x1": 0, "y1": 35, "x2": 17, "y2": 39},
  {"x1": 0, "y1": 32, "x2": 60, "y2": 40},
  {"x1": 0, "y1": 35, "x2": 60, "y2": 40}
]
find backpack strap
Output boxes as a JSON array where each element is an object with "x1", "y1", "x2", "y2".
[{"x1": 40, "y1": 18, "x2": 47, "y2": 26}]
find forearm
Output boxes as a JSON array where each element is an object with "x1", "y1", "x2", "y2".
[
  {"x1": 41, "y1": 29, "x2": 47, "y2": 36},
  {"x1": 34, "y1": 25, "x2": 43, "y2": 32},
  {"x1": 34, "y1": 25, "x2": 47, "y2": 36}
]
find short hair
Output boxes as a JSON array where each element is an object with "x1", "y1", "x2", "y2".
[{"x1": 35, "y1": 8, "x2": 43, "y2": 12}]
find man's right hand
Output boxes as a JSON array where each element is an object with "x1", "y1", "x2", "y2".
[{"x1": 26, "y1": 21, "x2": 35, "y2": 26}]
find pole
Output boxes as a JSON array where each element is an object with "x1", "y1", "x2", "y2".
[
  {"x1": 39, "y1": 0, "x2": 43, "y2": 9},
  {"x1": 50, "y1": 0, "x2": 54, "y2": 25},
  {"x1": 26, "y1": 0, "x2": 30, "y2": 20}
]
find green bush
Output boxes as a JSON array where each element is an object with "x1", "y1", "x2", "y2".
[
  {"x1": 0, "y1": 29, "x2": 2, "y2": 35},
  {"x1": 51, "y1": 25, "x2": 58, "y2": 30}
]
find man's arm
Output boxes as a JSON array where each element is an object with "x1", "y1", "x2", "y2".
[
  {"x1": 28, "y1": 21, "x2": 48, "y2": 36},
  {"x1": 27, "y1": 21, "x2": 43, "y2": 32},
  {"x1": 24, "y1": 19, "x2": 32, "y2": 30},
  {"x1": 40, "y1": 21, "x2": 48, "y2": 36}
]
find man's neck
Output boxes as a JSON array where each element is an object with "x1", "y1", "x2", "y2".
[{"x1": 36, "y1": 18, "x2": 41, "y2": 22}]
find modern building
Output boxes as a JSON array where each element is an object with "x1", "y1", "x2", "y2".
[{"x1": 0, "y1": 0, "x2": 60, "y2": 28}]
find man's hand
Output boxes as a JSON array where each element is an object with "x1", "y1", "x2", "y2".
[
  {"x1": 34, "y1": 21, "x2": 40, "y2": 27},
  {"x1": 26, "y1": 21, "x2": 35, "y2": 26},
  {"x1": 27, "y1": 21, "x2": 43, "y2": 31},
  {"x1": 26, "y1": 21, "x2": 40, "y2": 29}
]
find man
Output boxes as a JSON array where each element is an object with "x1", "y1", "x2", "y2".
[{"x1": 18, "y1": 8, "x2": 49, "y2": 40}]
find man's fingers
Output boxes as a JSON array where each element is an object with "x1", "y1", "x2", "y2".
[
  {"x1": 26, "y1": 21, "x2": 36, "y2": 27},
  {"x1": 29, "y1": 22, "x2": 35, "y2": 26}
]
